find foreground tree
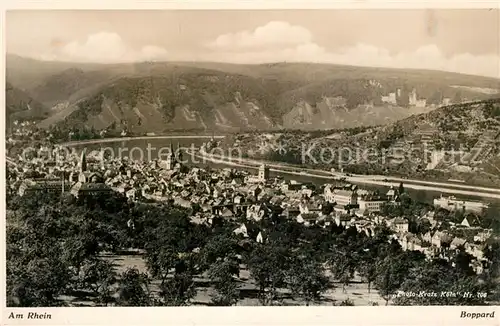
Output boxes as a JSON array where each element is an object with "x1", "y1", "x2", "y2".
[
  {"x1": 7, "y1": 253, "x2": 71, "y2": 307},
  {"x1": 158, "y1": 270, "x2": 197, "y2": 306},
  {"x1": 358, "y1": 259, "x2": 377, "y2": 294},
  {"x1": 374, "y1": 256, "x2": 403, "y2": 306},
  {"x1": 331, "y1": 255, "x2": 356, "y2": 294},
  {"x1": 245, "y1": 243, "x2": 290, "y2": 306},
  {"x1": 207, "y1": 257, "x2": 241, "y2": 306},
  {"x1": 6, "y1": 208, "x2": 71, "y2": 307},
  {"x1": 394, "y1": 259, "x2": 490, "y2": 305},
  {"x1": 483, "y1": 240, "x2": 500, "y2": 279},
  {"x1": 198, "y1": 234, "x2": 240, "y2": 271},
  {"x1": 80, "y1": 258, "x2": 117, "y2": 306},
  {"x1": 338, "y1": 298, "x2": 355, "y2": 306},
  {"x1": 197, "y1": 233, "x2": 242, "y2": 306},
  {"x1": 375, "y1": 265, "x2": 398, "y2": 306},
  {"x1": 116, "y1": 268, "x2": 152, "y2": 306},
  {"x1": 287, "y1": 255, "x2": 330, "y2": 306},
  {"x1": 376, "y1": 250, "x2": 426, "y2": 305},
  {"x1": 142, "y1": 206, "x2": 205, "y2": 306}
]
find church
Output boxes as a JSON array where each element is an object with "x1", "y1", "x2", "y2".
[
  {"x1": 69, "y1": 151, "x2": 112, "y2": 198},
  {"x1": 162, "y1": 142, "x2": 185, "y2": 170},
  {"x1": 18, "y1": 151, "x2": 112, "y2": 198}
]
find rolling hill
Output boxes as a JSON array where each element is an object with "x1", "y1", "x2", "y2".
[
  {"x1": 6, "y1": 54, "x2": 500, "y2": 133},
  {"x1": 225, "y1": 98, "x2": 500, "y2": 187},
  {"x1": 5, "y1": 82, "x2": 48, "y2": 127},
  {"x1": 362, "y1": 98, "x2": 500, "y2": 182}
]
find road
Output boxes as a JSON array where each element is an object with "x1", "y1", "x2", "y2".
[
  {"x1": 10, "y1": 132, "x2": 500, "y2": 200},
  {"x1": 367, "y1": 175, "x2": 500, "y2": 194},
  {"x1": 60, "y1": 135, "x2": 225, "y2": 147},
  {"x1": 192, "y1": 150, "x2": 500, "y2": 201}
]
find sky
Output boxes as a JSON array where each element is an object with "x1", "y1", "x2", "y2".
[{"x1": 5, "y1": 9, "x2": 500, "y2": 78}]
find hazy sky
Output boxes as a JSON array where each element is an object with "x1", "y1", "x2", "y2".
[{"x1": 6, "y1": 9, "x2": 500, "y2": 77}]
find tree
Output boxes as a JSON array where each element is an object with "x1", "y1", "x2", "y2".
[
  {"x1": 330, "y1": 251, "x2": 356, "y2": 293},
  {"x1": 373, "y1": 252, "x2": 423, "y2": 306},
  {"x1": 198, "y1": 234, "x2": 240, "y2": 272},
  {"x1": 6, "y1": 204, "x2": 71, "y2": 307},
  {"x1": 453, "y1": 249, "x2": 475, "y2": 277},
  {"x1": 416, "y1": 218, "x2": 432, "y2": 235},
  {"x1": 117, "y1": 268, "x2": 152, "y2": 306},
  {"x1": 483, "y1": 240, "x2": 500, "y2": 279},
  {"x1": 158, "y1": 271, "x2": 196, "y2": 306},
  {"x1": 144, "y1": 248, "x2": 179, "y2": 286},
  {"x1": 393, "y1": 260, "x2": 490, "y2": 305},
  {"x1": 62, "y1": 224, "x2": 102, "y2": 281},
  {"x1": 143, "y1": 228, "x2": 199, "y2": 306},
  {"x1": 358, "y1": 257, "x2": 377, "y2": 294},
  {"x1": 6, "y1": 191, "x2": 132, "y2": 307},
  {"x1": 338, "y1": 298, "x2": 355, "y2": 306},
  {"x1": 287, "y1": 254, "x2": 330, "y2": 306},
  {"x1": 7, "y1": 253, "x2": 70, "y2": 307},
  {"x1": 80, "y1": 258, "x2": 117, "y2": 306},
  {"x1": 197, "y1": 233, "x2": 241, "y2": 306},
  {"x1": 245, "y1": 243, "x2": 290, "y2": 305},
  {"x1": 138, "y1": 203, "x2": 213, "y2": 307},
  {"x1": 375, "y1": 264, "x2": 399, "y2": 306},
  {"x1": 481, "y1": 204, "x2": 500, "y2": 234},
  {"x1": 207, "y1": 257, "x2": 240, "y2": 306}
]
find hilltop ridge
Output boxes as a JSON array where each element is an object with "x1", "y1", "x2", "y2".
[{"x1": 6, "y1": 55, "x2": 499, "y2": 132}]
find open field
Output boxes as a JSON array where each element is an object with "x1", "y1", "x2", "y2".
[
  {"x1": 57, "y1": 253, "x2": 387, "y2": 307},
  {"x1": 106, "y1": 253, "x2": 386, "y2": 307}
]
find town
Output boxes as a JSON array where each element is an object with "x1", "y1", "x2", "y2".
[
  {"x1": 4, "y1": 13, "x2": 500, "y2": 326},
  {"x1": 5, "y1": 120, "x2": 500, "y2": 307}
]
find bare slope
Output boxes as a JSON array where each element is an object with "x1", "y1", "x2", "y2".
[{"x1": 6, "y1": 55, "x2": 500, "y2": 132}]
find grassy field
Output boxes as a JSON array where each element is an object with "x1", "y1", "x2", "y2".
[{"x1": 86, "y1": 253, "x2": 387, "y2": 307}]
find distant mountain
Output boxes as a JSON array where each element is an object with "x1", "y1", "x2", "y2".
[
  {"x1": 40, "y1": 74, "x2": 277, "y2": 133},
  {"x1": 6, "y1": 54, "x2": 500, "y2": 132},
  {"x1": 6, "y1": 54, "x2": 107, "y2": 90},
  {"x1": 385, "y1": 98, "x2": 500, "y2": 140},
  {"x1": 372, "y1": 98, "x2": 500, "y2": 179},
  {"x1": 30, "y1": 67, "x2": 124, "y2": 107},
  {"x1": 5, "y1": 82, "x2": 48, "y2": 127},
  {"x1": 229, "y1": 98, "x2": 500, "y2": 187}
]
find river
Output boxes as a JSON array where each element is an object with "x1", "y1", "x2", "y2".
[{"x1": 70, "y1": 136, "x2": 500, "y2": 207}]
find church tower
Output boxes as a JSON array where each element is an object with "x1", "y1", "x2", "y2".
[
  {"x1": 258, "y1": 164, "x2": 269, "y2": 182},
  {"x1": 79, "y1": 150, "x2": 87, "y2": 172},
  {"x1": 78, "y1": 150, "x2": 89, "y2": 183},
  {"x1": 165, "y1": 143, "x2": 175, "y2": 170},
  {"x1": 177, "y1": 142, "x2": 183, "y2": 162}
]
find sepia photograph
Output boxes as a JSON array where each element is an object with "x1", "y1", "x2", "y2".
[{"x1": 3, "y1": 5, "x2": 500, "y2": 319}]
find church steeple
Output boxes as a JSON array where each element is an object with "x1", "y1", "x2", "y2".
[
  {"x1": 79, "y1": 150, "x2": 87, "y2": 172},
  {"x1": 163, "y1": 143, "x2": 175, "y2": 170},
  {"x1": 169, "y1": 143, "x2": 174, "y2": 157},
  {"x1": 177, "y1": 142, "x2": 183, "y2": 161}
]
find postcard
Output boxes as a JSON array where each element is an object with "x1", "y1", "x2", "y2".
[{"x1": 2, "y1": 2, "x2": 499, "y2": 325}]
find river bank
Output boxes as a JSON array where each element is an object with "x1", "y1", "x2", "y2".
[
  {"x1": 57, "y1": 135, "x2": 500, "y2": 202},
  {"x1": 192, "y1": 149, "x2": 500, "y2": 201},
  {"x1": 60, "y1": 134, "x2": 225, "y2": 147}
]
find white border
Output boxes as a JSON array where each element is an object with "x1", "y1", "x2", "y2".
[
  {"x1": 2, "y1": 306, "x2": 500, "y2": 325},
  {"x1": 1, "y1": 2, "x2": 500, "y2": 326},
  {"x1": 2, "y1": 0, "x2": 500, "y2": 9}
]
